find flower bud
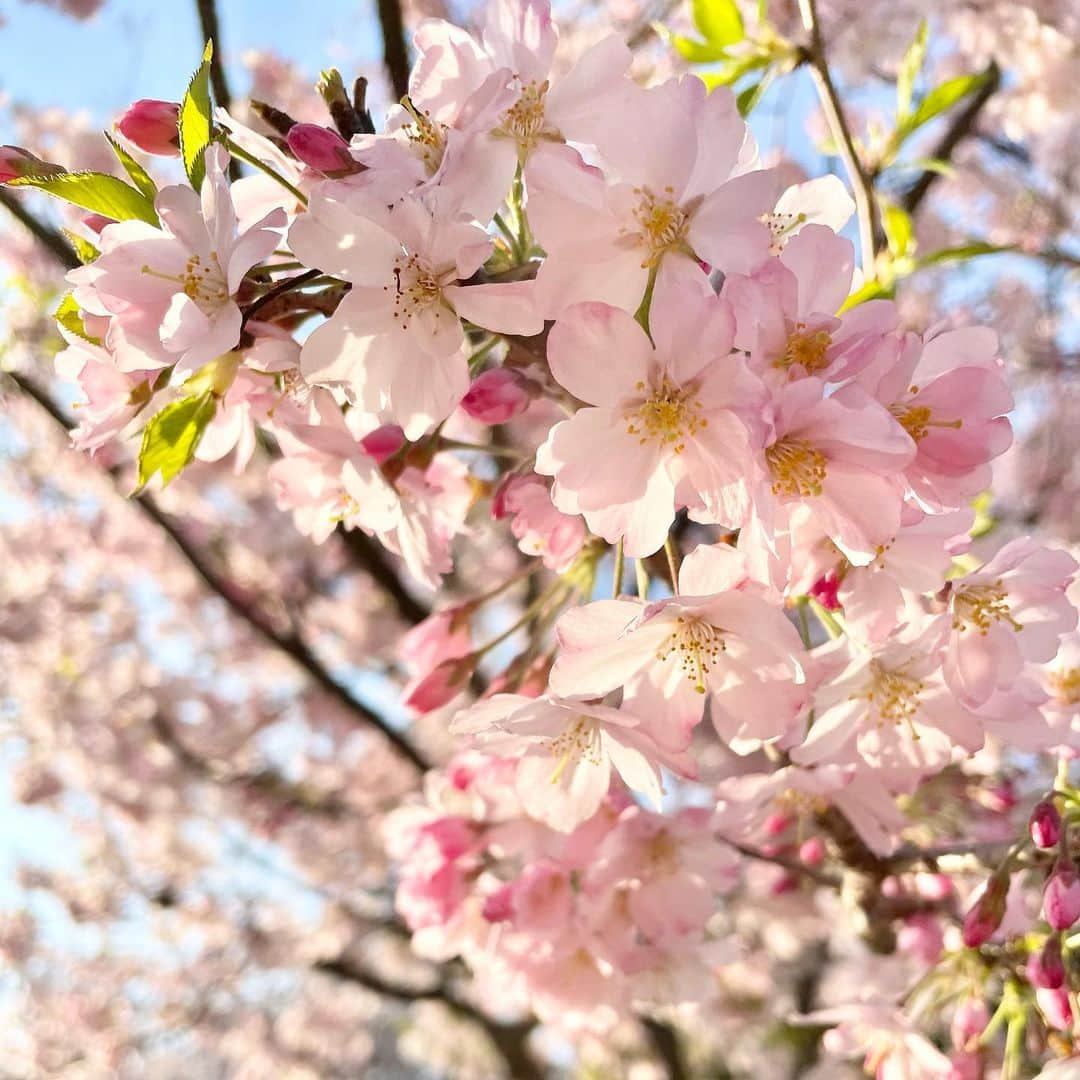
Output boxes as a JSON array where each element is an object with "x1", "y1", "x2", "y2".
[
  {"x1": 961, "y1": 872, "x2": 1008, "y2": 947},
  {"x1": 461, "y1": 368, "x2": 535, "y2": 424},
  {"x1": 1036, "y1": 986, "x2": 1073, "y2": 1031},
  {"x1": 1044, "y1": 859, "x2": 1080, "y2": 931},
  {"x1": 809, "y1": 570, "x2": 841, "y2": 611},
  {"x1": 0, "y1": 145, "x2": 64, "y2": 183},
  {"x1": 403, "y1": 653, "x2": 476, "y2": 714},
  {"x1": 1028, "y1": 933, "x2": 1065, "y2": 989},
  {"x1": 360, "y1": 424, "x2": 406, "y2": 464},
  {"x1": 950, "y1": 996, "x2": 989, "y2": 1052},
  {"x1": 1030, "y1": 799, "x2": 1063, "y2": 849},
  {"x1": 285, "y1": 123, "x2": 362, "y2": 177},
  {"x1": 481, "y1": 883, "x2": 514, "y2": 923},
  {"x1": 116, "y1": 100, "x2": 180, "y2": 156},
  {"x1": 799, "y1": 836, "x2": 825, "y2": 867}
]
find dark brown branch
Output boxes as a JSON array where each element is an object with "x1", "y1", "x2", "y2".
[
  {"x1": 241, "y1": 268, "x2": 321, "y2": 328},
  {"x1": 6, "y1": 370, "x2": 431, "y2": 774},
  {"x1": 642, "y1": 1018, "x2": 688, "y2": 1080},
  {"x1": 0, "y1": 189, "x2": 78, "y2": 270},
  {"x1": 316, "y1": 957, "x2": 543, "y2": 1079},
  {"x1": 901, "y1": 61, "x2": 1001, "y2": 215},
  {"x1": 338, "y1": 527, "x2": 429, "y2": 625},
  {"x1": 194, "y1": 0, "x2": 233, "y2": 112},
  {"x1": 377, "y1": 0, "x2": 411, "y2": 100}
]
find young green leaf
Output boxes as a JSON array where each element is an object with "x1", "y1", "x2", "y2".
[
  {"x1": 736, "y1": 66, "x2": 776, "y2": 116},
  {"x1": 179, "y1": 40, "x2": 215, "y2": 190},
  {"x1": 9, "y1": 171, "x2": 158, "y2": 225},
  {"x1": 701, "y1": 51, "x2": 770, "y2": 88},
  {"x1": 915, "y1": 241, "x2": 1014, "y2": 268},
  {"x1": 654, "y1": 23, "x2": 731, "y2": 63},
  {"x1": 54, "y1": 292, "x2": 100, "y2": 344},
  {"x1": 136, "y1": 392, "x2": 217, "y2": 490},
  {"x1": 691, "y1": 0, "x2": 745, "y2": 47},
  {"x1": 104, "y1": 132, "x2": 158, "y2": 201},
  {"x1": 897, "y1": 70, "x2": 992, "y2": 143},
  {"x1": 61, "y1": 228, "x2": 101, "y2": 264},
  {"x1": 882, "y1": 203, "x2": 915, "y2": 259},
  {"x1": 896, "y1": 18, "x2": 928, "y2": 119}
]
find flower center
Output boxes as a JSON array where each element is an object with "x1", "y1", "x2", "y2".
[
  {"x1": 387, "y1": 254, "x2": 444, "y2": 327},
  {"x1": 889, "y1": 399, "x2": 963, "y2": 442},
  {"x1": 774, "y1": 788, "x2": 828, "y2": 817},
  {"x1": 626, "y1": 377, "x2": 705, "y2": 453},
  {"x1": 142, "y1": 252, "x2": 229, "y2": 316},
  {"x1": 498, "y1": 79, "x2": 552, "y2": 152},
  {"x1": 952, "y1": 581, "x2": 1022, "y2": 634},
  {"x1": 547, "y1": 716, "x2": 602, "y2": 784},
  {"x1": 766, "y1": 438, "x2": 827, "y2": 498},
  {"x1": 1050, "y1": 668, "x2": 1080, "y2": 705},
  {"x1": 776, "y1": 326, "x2": 833, "y2": 374},
  {"x1": 655, "y1": 615, "x2": 726, "y2": 694},
  {"x1": 644, "y1": 829, "x2": 681, "y2": 873},
  {"x1": 330, "y1": 490, "x2": 360, "y2": 524},
  {"x1": 858, "y1": 661, "x2": 925, "y2": 726},
  {"x1": 628, "y1": 187, "x2": 690, "y2": 269},
  {"x1": 403, "y1": 101, "x2": 448, "y2": 175},
  {"x1": 761, "y1": 210, "x2": 807, "y2": 255}
]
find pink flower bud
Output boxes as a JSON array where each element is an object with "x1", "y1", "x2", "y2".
[
  {"x1": 481, "y1": 883, "x2": 514, "y2": 923},
  {"x1": 286, "y1": 123, "x2": 362, "y2": 177},
  {"x1": 762, "y1": 812, "x2": 793, "y2": 837},
  {"x1": 1028, "y1": 933, "x2": 1065, "y2": 989},
  {"x1": 799, "y1": 836, "x2": 825, "y2": 866},
  {"x1": 1036, "y1": 986, "x2": 1073, "y2": 1031},
  {"x1": 1030, "y1": 799, "x2": 1062, "y2": 849},
  {"x1": 809, "y1": 570, "x2": 841, "y2": 611},
  {"x1": 1044, "y1": 860, "x2": 1080, "y2": 931},
  {"x1": 0, "y1": 145, "x2": 64, "y2": 183},
  {"x1": 403, "y1": 653, "x2": 476, "y2": 714},
  {"x1": 950, "y1": 996, "x2": 990, "y2": 1052},
  {"x1": 961, "y1": 873, "x2": 1008, "y2": 947},
  {"x1": 897, "y1": 913, "x2": 943, "y2": 965},
  {"x1": 82, "y1": 214, "x2": 113, "y2": 235},
  {"x1": 360, "y1": 424, "x2": 406, "y2": 464},
  {"x1": 460, "y1": 368, "x2": 535, "y2": 424},
  {"x1": 116, "y1": 100, "x2": 180, "y2": 156}
]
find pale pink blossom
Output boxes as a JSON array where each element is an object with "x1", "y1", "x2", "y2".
[{"x1": 492, "y1": 473, "x2": 586, "y2": 571}]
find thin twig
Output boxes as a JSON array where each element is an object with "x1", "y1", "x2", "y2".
[
  {"x1": 642, "y1": 1017, "x2": 689, "y2": 1080},
  {"x1": 0, "y1": 189, "x2": 78, "y2": 270},
  {"x1": 6, "y1": 370, "x2": 431, "y2": 774},
  {"x1": 797, "y1": 0, "x2": 880, "y2": 277},
  {"x1": 194, "y1": 0, "x2": 233, "y2": 111},
  {"x1": 242, "y1": 268, "x2": 321, "y2": 328},
  {"x1": 376, "y1": 0, "x2": 411, "y2": 100}
]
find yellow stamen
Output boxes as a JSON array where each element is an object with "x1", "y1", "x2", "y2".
[
  {"x1": 625, "y1": 377, "x2": 706, "y2": 454},
  {"x1": 952, "y1": 580, "x2": 1022, "y2": 634},
  {"x1": 766, "y1": 438, "x2": 827, "y2": 498},
  {"x1": 655, "y1": 615, "x2": 726, "y2": 693}
]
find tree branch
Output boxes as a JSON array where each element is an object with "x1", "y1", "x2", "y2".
[
  {"x1": 901, "y1": 60, "x2": 1001, "y2": 215},
  {"x1": 376, "y1": 0, "x2": 411, "y2": 101},
  {"x1": 6, "y1": 369, "x2": 432, "y2": 774},
  {"x1": 0, "y1": 189, "x2": 78, "y2": 271},
  {"x1": 338, "y1": 527, "x2": 429, "y2": 625},
  {"x1": 194, "y1": 0, "x2": 233, "y2": 111},
  {"x1": 642, "y1": 1017, "x2": 688, "y2": 1080},
  {"x1": 797, "y1": 0, "x2": 880, "y2": 277}
]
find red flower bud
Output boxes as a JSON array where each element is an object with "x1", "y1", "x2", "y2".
[
  {"x1": 961, "y1": 873, "x2": 1008, "y2": 947},
  {"x1": 798, "y1": 836, "x2": 825, "y2": 867},
  {"x1": 116, "y1": 100, "x2": 180, "y2": 156},
  {"x1": 1028, "y1": 933, "x2": 1065, "y2": 989},
  {"x1": 950, "y1": 995, "x2": 990, "y2": 1052},
  {"x1": 0, "y1": 145, "x2": 64, "y2": 183},
  {"x1": 1044, "y1": 858, "x2": 1080, "y2": 931},
  {"x1": 461, "y1": 368, "x2": 535, "y2": 424},
  {"x1": 403, "y1": 653, "x2": 476, "y2": 714},
  {"x1": 285, "y1": 123, "x2": 362, "y2": 177},
  {"x1": 1037, "y1": 986, "x2": 1073, "y2": 1031},
  {"x1": 1030, "y1": 799, "x2": 1062, "y2": 849},
  {"x1": 361, "y1": 424, "x2": 406, "y2": 464}
]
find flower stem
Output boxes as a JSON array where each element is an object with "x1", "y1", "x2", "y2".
[{"x1": 223, "y1": 136, "x2": 309, "y2": 207}]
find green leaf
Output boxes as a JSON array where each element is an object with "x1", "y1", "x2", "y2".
[
  {"x1": 882, "y1": 203, "x2": 914, "y2": 259},
  {"x1": 136, "y1": 392, "x2": 217, "y2": 490},
  {"x1": 54, "y1": 292, "x2": 100, "y2": 344},
  {"x1": 736, "y1": 66, "x2": 776, "y2": 116},
  {"x1": 897, "y1": 70, "x2": 992, "y2": 143},
  {"x1": 970, "y1": 491, "x2": 996, "y2": 540},
  {"x1": 61, "y1": 228, "x2": 101, "y2": 264},
  {"x1": 896, "y1": 18, "x2": 928, "y2": 119},
  {"x1": 179, "y1": 40, "x2": 215, "y2": 190},
  {"x1": 655, "y1": 24, "x2": 731, "y2": 63},
  {"x1": 839, "y1": 278, "x2": 892, "y2": 311},
  {"x1": 691, "y1": 0, "x2": 744, "y2": 47},
  {"x1": 8, "y1": 171, "x2": 158, "y2": 225},
  {"x1": 105, "y1": 132, "x2": 158, "y2": 201},
  {"x1": 916, "y1": 241, "x2": 1014, "y2": 268},
  {"x1": 907, "y1": 156, "x2": 957, "y2": 179},
  {"x1": 701, "y1": 51, "x2": 770, "y2": 88}
]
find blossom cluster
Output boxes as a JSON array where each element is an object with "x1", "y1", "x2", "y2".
[{"x1": 6, "y1": 0, "x2": 1080, "y2": 1071}]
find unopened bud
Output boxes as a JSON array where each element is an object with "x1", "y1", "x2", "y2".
[
  {"x1": 1030, "y1": 799, "x2": 1062, "y2": 849},
  {"x1": 950, "y1": 996, "x2": 990, "y2": 1052},
  {"x1": 1028, "y1": 933, "x2": 1065, "y2": 989},
  {"x1": 961, "y1": 872, "x2": 1008, "y2": 947},
  {"x1": 403, "y1": 653, "x2": 476, "y2": 714},
  {"x1": 799, "y1": 836, "x2": 826, "y2": 867},
  {"x1": 1044, "y1": 858, "x2": 1080, "y2": 931},
  {"x1": 0, "y1": 145, "x2": 64, "y2": 183},
  {"x1": 116, "y1": 100, "x2": 180, "y2": 156},
  {"x1": 285, "y1": 123, "x2": 362, "y2": 177},
  {"x1": 461, "y1": 368, "x2": 535, "y2": 424},
  {"x1": 1036, "y1": 986, "x2": 1073, "y2": 1031},
  {"x1": 361, "y1": 424, "x2": 406, "y2": 464}
]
